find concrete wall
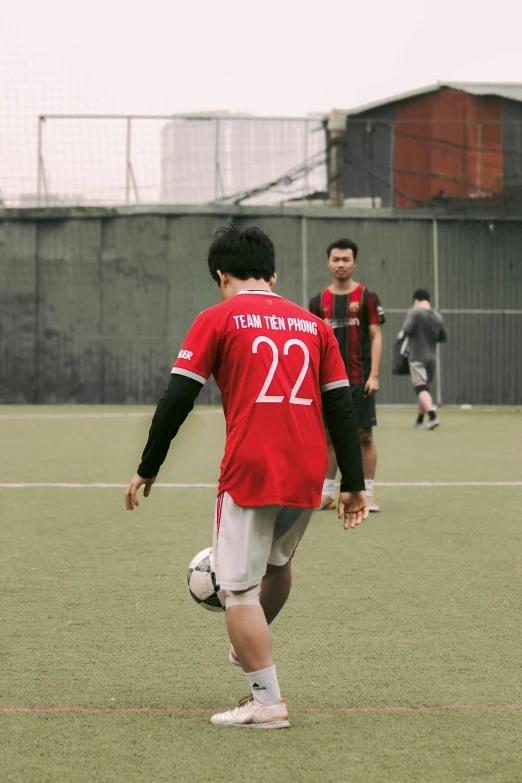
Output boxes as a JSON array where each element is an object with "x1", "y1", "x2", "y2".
[{"x1": 1, "y1": 205, "x2": 521, "y2": 405}]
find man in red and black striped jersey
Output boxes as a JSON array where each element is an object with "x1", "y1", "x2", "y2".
[{"x1": 310, "y1": 238, "x2": 385, "y2": 512}]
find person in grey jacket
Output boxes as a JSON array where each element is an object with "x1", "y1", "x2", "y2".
[{"x1": 400, "y1": 289, "x2": 447, "y2": 430}]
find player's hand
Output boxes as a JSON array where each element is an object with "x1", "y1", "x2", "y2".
[
  {"x1": 365, "y1": 375, "x2": 379, "y2": 397},
  {"x1": 338, "y1": 491, "x2": 369, "y2": 530},
  {"x1": 125, "y1": 474, "x2": 157, "y2": 511}
]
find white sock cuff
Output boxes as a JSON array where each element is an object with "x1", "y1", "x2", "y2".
[
  {"x1": 248, "y1": 664, "x2": 275, "y2": 678},
  {"x1": 365, "y1": 479, "x2": 375, "y2": 496},
  {"x1": 245, "y1": 664, "x2": 281, "y2": 706},
  {"x1": 322, "y1": 479, "x2": 335, "y2": 498}
]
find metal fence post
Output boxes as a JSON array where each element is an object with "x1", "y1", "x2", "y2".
[
  {"x1": 125, "y1": 117, "x2": 132, "y2": 205},
  {"x1": 303, "y1": 120, "x2": 309, "y2": 196},
  {"x1": 214, "y1": 118, "x2": 220, "y2": 201},
  {"x1": 301, "y1": 216, "x2": 308, "y2": 308},
  {"x1": 36, "y1": 116, "x2": 50, "y2": 207},
  {"x1": 327, "y1": 110, "x2": 348, "y2": 206},
  {"x1": 37, "y1": 117, "x2": 44, "y2": 207},
  {"x1": 389, "y1": 121, "x2": 395, "y2": 207},
  {"x1": 433, "y1": 217, "x2": 443, "y2": 406}
]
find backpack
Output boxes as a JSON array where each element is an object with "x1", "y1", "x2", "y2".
[{"x1": 392, "y1": 336, "x2": 410, "y2": 376}]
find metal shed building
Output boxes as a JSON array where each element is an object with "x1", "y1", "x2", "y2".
[{"x1": 330, "y1": 82, "x2": 522, "y2": 208}]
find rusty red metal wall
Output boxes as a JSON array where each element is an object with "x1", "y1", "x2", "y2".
[{"x1": 394, "y1": 88, "x2": 503, "y2": 207}]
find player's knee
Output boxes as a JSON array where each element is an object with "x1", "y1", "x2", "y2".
[
  {"x1": 414, "y1": 384, "x2": 429, "y2": 395},
  {"x1": 224, "y1": 584, "x2": 261, "y2": 608},
  {"x1": 359, "y1": 428, "x2": 373, "y2": 447}
]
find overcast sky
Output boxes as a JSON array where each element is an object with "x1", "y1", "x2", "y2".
[{"x1": 2, "y1": 0, "x2": 522, "y2": 202}]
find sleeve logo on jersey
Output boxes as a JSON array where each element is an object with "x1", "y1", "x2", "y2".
[{"x1": 178, "y1": 350, "x2": 193, "y2": 361}]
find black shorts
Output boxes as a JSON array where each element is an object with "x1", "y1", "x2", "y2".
[
  {"x1": 350, "y1": 383, "x2": 377, "y2": 429},
  {"x1": 323, "y1": 382, "x2": 377, "y2": 435}
]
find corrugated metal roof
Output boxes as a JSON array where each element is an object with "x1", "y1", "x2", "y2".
[{"x1": 347, "y1": 82, "x2": 522, "y2": 116}]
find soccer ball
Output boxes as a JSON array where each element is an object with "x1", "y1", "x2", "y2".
[{"x1": 187, "y1": 547, "x2": 225, "y2": 612}]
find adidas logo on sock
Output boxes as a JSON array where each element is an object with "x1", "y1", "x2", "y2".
[{"x1": 252, "y1": 683, "x2": 266, "y2": 691}]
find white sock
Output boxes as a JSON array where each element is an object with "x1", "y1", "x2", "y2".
[
  {"x1": 245, "y1": 665, "x2": 281, "y2": 706},
  {"x1": 365, "y1": 479, "x2": 374, "y2": 497},
  {"x1": 322, "y1": 479, "x2": 335, "y2": 498}
]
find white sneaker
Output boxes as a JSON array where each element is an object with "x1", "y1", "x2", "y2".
[
  {"x1": 425, "y1": 417, "x2": 440, "y2": 430},
  {"x1": 367, "y1": 496, "x2": 380, "y2": 512},
  {"x1": 315, "y1": 495, "x2": 336, "y2": 511},
  {"x1": 210, "y1": 695, "x2": 289, "y2": 729}
]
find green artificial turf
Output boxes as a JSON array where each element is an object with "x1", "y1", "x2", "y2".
[{"x1": 1, "y1": 406, "x2": 521, "y2": 782}]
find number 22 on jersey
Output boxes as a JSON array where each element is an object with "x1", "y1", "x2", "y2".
[{"x1": 252, "y1": 336, "x2": 312, "y2": 406}]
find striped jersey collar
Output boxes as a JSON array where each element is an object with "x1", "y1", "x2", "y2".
[{"x1": 237, "y1": 290, "x2": 281, "y2": 297}]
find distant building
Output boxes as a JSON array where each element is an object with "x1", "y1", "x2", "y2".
[
  {"x1": 327, "y1": 82, "x2": 522, "y2": 208},
  {"x1": 160, "y1": 112, "x2": 326, "y2": 204}
]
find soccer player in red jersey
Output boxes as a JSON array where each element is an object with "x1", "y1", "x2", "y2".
[
  {"x1": 310, "y1": 239, "x2": 385, "y2": 512},
  {"x1": 125, "y1": 227, "x2": 368, "y2": 728}
]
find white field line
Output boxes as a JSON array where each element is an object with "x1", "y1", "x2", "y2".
[
  {"x1": 0, "y1": 410, "x2": 223, "y2": 420},
  {"x1": 0, "y1": 483, "x2": 216, "y2": 488},
  {"x1": 1, "y1": 408, "x2": 521, "y2": 421},
  {"x1": 0, "y1": 482, "x2": 521, "y2": 489},
  {"x1": 377, "y1": 481, "x2": 522, "y2": 487}
]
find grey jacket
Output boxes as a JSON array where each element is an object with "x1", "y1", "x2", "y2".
[{"x1": 401, "y1": 307, "x2": 447, "y2": 364}]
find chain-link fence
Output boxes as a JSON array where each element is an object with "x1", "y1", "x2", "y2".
[
  {"x1": 3, "y1": 112, "x2": 522, "y2": 210},
  {"x1": 329, "y1": 117, "x2": 522, "y2": 210},
  {"x1": 20, "y1": 114, "x2": 327, "y2": 207}
]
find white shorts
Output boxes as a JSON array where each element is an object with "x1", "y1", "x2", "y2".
[{"x1": 212, "y1": 492, "x2": 313, "y2": 591}]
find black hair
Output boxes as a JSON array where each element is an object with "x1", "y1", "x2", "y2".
[
  {"x1": 208, "y1": 225, "x2": 275, "y2": 285},
  {"x1": 413, "y1": 288, "x2": 430, "y2": 302},
  {"x1": 326, "y1": 238, "x2": 358, "y2": 260}
]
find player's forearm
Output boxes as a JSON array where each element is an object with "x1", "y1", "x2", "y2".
[
  {"x1": 370, "y1": 332, "x2": 383, "y2": 378},
  {"x1": 137, "y1": 375, "x2": 202, "y2": 478},
  {"x1": 322, "y1": 386, "x2": 365, "y2": 492}
]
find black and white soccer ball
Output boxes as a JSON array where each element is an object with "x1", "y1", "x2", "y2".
[{"x1": 187, "y1": 547, "x2": 225, "y2": 612}]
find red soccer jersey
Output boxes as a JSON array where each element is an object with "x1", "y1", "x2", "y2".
[
  {"x1": 172, "y1": 290, "x2": 348, "y2": 508},
  {"x1": 309, "y1": 285, "x2": 385, "y2": 385}
]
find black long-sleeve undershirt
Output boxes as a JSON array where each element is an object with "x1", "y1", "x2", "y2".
[
  {"x1": 137, "y1": 374, "x2": 203, "y2": 478},
  {"x1": 321, "y1": 385, "x2": 365, "y2": 492},
  {"x1": 138, "y1": 374, "x2": 365, "y2": 494}
]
